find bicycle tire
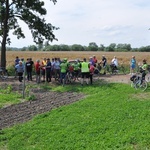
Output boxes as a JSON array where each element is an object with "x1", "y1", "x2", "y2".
[
  {"x1": 145, "y1": 73, "x2": 150, "y2": 82},
  {"x1": 65, "y1": 73, "x2": 70, "y2": 84},
  {"x1": 135, "y1": 80, "x2": 148, "y2": 91},
  {"x1": 76, "y1": 72, "x2": 82, "y2": 81},
  {"x1": 0, "y1": 71, "x2": 8, "y2": 79},
  {"x1": 93, "y1": 68, "x2": 100, "y2": 80},
  {"x1": 111, "y1": 69, "x2": 118, "y2": 75},
  {"x1": 105, "y1": 65, "x2": 111, "y2": 74},
  {"x1": 131, "y1": 82, "x2": 136, "y2": 88}
]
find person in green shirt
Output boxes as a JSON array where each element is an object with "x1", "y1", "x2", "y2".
[
  {"x1": 60, "y1": 58, "x2": 68, "y2": 85},
  {"x1": 141, "y1": 59, "x2": 148, "y2": 80},
  {"x1": 73, "y1": 60, "x2": 80, "y2": 78},
  {"x1": 80, "y1": 58, "x2": 90, "y2": 86}
]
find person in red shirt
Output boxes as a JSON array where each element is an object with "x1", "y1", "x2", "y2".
[
  {"x1": 89, "y1": 63, "x2": 95, "y2": 84},
  {"x1": 35, "y1": 60, "x2": 41, "y2": 83},
  {"x1": 93, "y1": 55, "x2": 98, "y2": 66}
]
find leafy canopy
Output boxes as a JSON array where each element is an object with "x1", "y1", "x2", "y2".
[
  {"x1": 0, "y1": 0, "x2": 59, "y2": 45},
  {"x1": 0, "y1": 0, "x2": 58, "y2": 68}
]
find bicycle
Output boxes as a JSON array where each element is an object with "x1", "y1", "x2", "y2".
[
  {"x1": 65, "y1": 71, "x2": 75, "y2": 84},
  {"x1": 0, "y1": 67, "x2": 8, "y2": 80},
  {"x1": 109, "y1": 63, "x2": 127, "y2": 75},
  {"x1": 93, "y1": 68, "x2": 101, "y2": 81},
  {"x1": 130, "y1": 74, "x2": 148, "y2": 91}
]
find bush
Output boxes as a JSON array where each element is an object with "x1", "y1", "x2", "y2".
[{"x1": 6, "y1": 65, "x2": 15, "y2": 76}]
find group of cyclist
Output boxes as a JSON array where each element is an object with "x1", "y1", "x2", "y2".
[
  {"x1": 14, "y1": 55, "x2": 102, "y2": 85},
  {"x1": 129, "y1": 55, "x2": 149, "y2": 82},
  {"x1": 14, "y1": 55, "x2": 149, "y2": 85}
]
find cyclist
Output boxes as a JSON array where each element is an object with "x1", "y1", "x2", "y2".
[
  {"x1": 130, "y1": 56, "x2": 136, "y2": 75},
  {"x1": 25, "y1": 58, "x2": 33, "y2": 81},
  {"x1": 100, "y1": 55, "x2": 107, "y2": 75},
  {"x1": 35, "y1": 60, "x2": 41, "y2": 83},
  {"x1": 41, "y1": 58, "x2": 47, "y2": 82},
  {"x1": 89, "y1": 62, "x2": 95, "y2": 84},
  {"x1": 15, "y1": 61, "x2": 24, "y2": 82},
  {"x1": 80, "y1": 58, "x2": 90, "y2": 86},
  {"x1": 53, "y1": 58, "x2": 60, "y2": 81},
  {"x1": 73, "y1": 60, "x2": 80, "y2": 78},
  {"x1": 60, "y1": 58, "x2": 68, "y2": 85},
  {"x1": 140, "y1": 59, "x2": 148, "y2": 81},
  {"x1": 45, "y1": 58, "x2": 52, "y2": 82},
  {"x1": 110, "y1": 56, "x2": 118, "y2": 71},
  {"x1": 93, "y1": 55, "x2": 98, "y2": 65},
  {"x1": 14, "y1": 56, "x2": 20, "y2": 78}
]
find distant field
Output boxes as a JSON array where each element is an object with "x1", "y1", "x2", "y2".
[{"x1": 5, "y1": 51, "x2": 150, "y2": 66}]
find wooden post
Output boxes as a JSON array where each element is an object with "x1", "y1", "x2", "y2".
[{"x1": 22, "y1": 63, "x2": 26, "y2": 99}]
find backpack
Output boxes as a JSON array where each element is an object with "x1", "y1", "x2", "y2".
[{"x1": 130, "y1": 75, "x2": 137, "y2": 81}]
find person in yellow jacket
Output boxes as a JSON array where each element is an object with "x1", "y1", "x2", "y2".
[
  {"x1": 41, "y1": 58, "x2": 47, "y2": 82},
  {"x1": 80, "y1": 58, "x2": 90, "y2": 86}
]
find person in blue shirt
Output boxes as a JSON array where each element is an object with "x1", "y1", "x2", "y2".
[
  {"x1": 130, "y1": 56, "x2": 136, "y2": 75},
  {"x1": 14, "y1": 56, "x2": 20, "y2": 78},
  {"x1": 45, "y1": 58, "x2": 52, "y2": 82},
  {"x1": 15, "y1": 61, "x2": 24, "y2": 82}
]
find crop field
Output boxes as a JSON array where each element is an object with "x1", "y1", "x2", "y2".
[{"x1": 5, "y1": 51, "x2": 150, "y2": 66}]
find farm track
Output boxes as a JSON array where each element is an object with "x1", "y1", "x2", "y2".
[{"x1": 0, "y1": 74, "x2": 130, "y2": 129}]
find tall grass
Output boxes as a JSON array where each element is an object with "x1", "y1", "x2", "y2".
[{"x1": 0, "y1": 83, "x2": 150, "y2": 150}]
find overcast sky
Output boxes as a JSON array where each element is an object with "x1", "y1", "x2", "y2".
[{"x1": 9, "y1": 0, "x2": 150, "y2": 48}]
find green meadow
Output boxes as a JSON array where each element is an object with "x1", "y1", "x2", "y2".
[{"x1": 0, "y1": 82, "x2": 150, "y2": 150}]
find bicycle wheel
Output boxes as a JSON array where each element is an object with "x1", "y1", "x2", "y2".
[
  {"x1": 105, "y1": 65, "x2": 111, "y2": 74},
  {"x1": 0, "y1": 71, "x2": 8, "y2": 79},
  {"x1": 135, "y1": 80, "x2": 147, "y2": 91},
  {"x1": 145, "y1": 73, "x2": 150, "y2": 82},
  {"x1": 76, "y1": 72, "x2": 82, "y2": 81},
  {"x1": 93, "y1": 68, "x2": 100, "y2": 81},
  {"x1": 69, "y1": 73, "x2": 76, "y2": 83},
  {"x1": 131, "y1": 82, "x2": 136, "y2": 88},
  {"x1": 65, "y1": 73, "x2": 70, "y2": 84},
  {"x1": 111, "y1": 69, "x2": 118, "y2": 75}
]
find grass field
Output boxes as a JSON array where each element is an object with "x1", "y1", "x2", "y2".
[
  {"x1": 5, "y1": 51, "x2": 150, "y2": 66},
  {"x1": 0, "y1": 82, "x2": 150, "y2": 149}
]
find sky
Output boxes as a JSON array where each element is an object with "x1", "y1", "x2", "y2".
[{"x1": 9, "y1": 0, "x2": 150, "y2": 48}]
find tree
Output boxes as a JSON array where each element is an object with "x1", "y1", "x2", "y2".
[
  {"x1": 71, "y1": 44, "x2": 85, "y2": 51},
  {"x1": 116, "y1": 43, "x2": 131, "y2": 51},
  {"x1": 28, "y1": 45, "x2": 38, "y2": 51},
  {"x1": 99, "y1": 44, "x2": 105, "y2": 51},
  {"x1": 88, "y1": 42, "x2": 98, "y2": 51},
  {"x1": 0, "y1": 0, "x2": 58, "y2": 68},
  {"x1": 107, "y1": 43, "x2": 116, "y2": 51}
]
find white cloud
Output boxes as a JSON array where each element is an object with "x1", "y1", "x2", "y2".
[{"x1": 9, "y1": 0, "x2": 150, "y2": 48}]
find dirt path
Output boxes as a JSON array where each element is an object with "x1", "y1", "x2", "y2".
[
  {"x1": 100, "y1": 74, "x2": 131, "y2": 84},
  {"x1": 0, "y1": 74, "x2": 130, "y2": 129}
]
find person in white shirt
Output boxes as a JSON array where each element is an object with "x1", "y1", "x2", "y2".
[{"x1": 111, "y1": 56, "x2": 118, "y2": 69}]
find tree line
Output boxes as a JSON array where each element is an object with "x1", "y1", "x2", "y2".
[{"x1": 4, "y1": 42, "x2": 150, "y2": 52}]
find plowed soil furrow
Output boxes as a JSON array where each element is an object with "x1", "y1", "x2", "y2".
[{"x1": 0, "y1": 91, "x2": 85, "y2": 129}]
